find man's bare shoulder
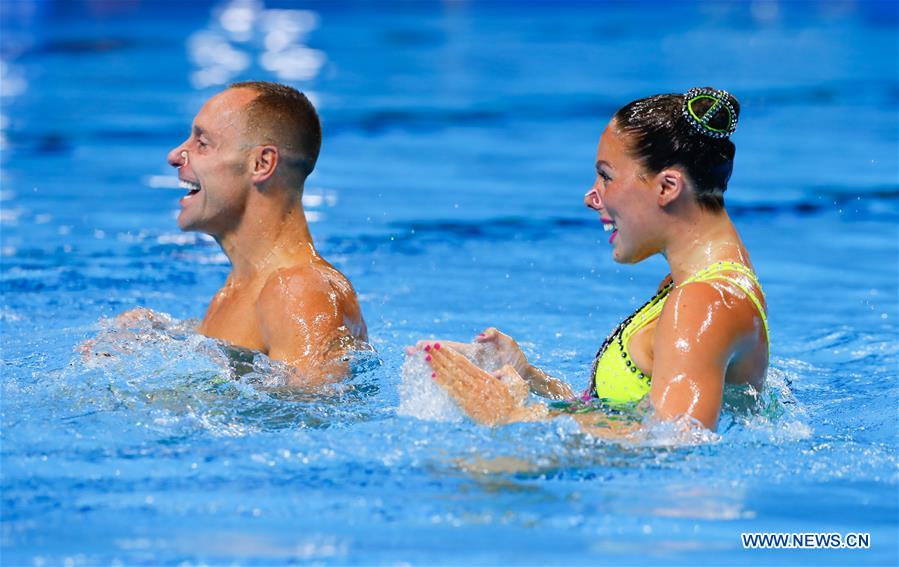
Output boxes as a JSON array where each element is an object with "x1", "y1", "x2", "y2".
[{"x1": 256, "y1": 259, "x2": 366, "y2": 337}]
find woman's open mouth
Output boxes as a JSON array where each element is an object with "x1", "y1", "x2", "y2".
[{"x1": 602, "y1": 218, "x2": 618, "y2": 243}]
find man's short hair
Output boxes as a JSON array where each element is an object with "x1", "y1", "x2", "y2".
[{"x1": 230, "y1": 81, "x2": 322, "y2": 181}]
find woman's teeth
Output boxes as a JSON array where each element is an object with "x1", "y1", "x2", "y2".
[{"x1": 603, "y1": 222, "x2": 617, "y2": 232}]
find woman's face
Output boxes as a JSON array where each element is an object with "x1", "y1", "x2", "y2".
[{"x1": 584, "y1": 122, "x2": 662, "y2": 264}]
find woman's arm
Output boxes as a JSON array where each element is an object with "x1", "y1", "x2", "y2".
[
  {"x1": 648, "y1": 282, "x2": 746, "y2": 430},
  {"x1": 520, "y1": 364, "x2": 576, "y2": 400},
  {"x1": 423, "y1": 282, "x2": 752, "y2": 435},
  {"x1": 422, "y1": 344, "x2": 646, "y2": 439}
]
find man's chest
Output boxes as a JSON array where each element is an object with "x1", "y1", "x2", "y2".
[{"x1": 197, "y1": 288, "x2": 267, "y2": 352}]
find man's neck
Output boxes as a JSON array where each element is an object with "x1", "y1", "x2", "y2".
[{"x1": 216, "y1": 189, "x2": 316, "y2": 284}]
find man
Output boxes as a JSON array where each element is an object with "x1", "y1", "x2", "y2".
[{"x1": 165, "y1": 81, "x2": 367, "y2": 385}]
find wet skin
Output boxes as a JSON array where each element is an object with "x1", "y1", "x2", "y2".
[
  {"x1": 162, "y1": 88, "x2": 367, "y2": 387},
  {"x1": 416, "y1": 121, "x2": 768, "y2": 433}
]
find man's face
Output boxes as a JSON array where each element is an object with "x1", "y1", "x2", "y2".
[{"x1": 166, "y1": 88, "x2": 258, "y2": 237}]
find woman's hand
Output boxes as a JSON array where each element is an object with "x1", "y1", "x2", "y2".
[
  {"x1": 409, "y1": 330, "x2": 527, "y2": 374},
  {"x1": 409, "y1": 328, "x2": 574, "y2": 401},
  {"x1": 411, "y1": 339, "x2": 478, "y2": 359},
  {"x1": 476, "y1": 328, "x2": 575, "y2": 400},
  {"x1": 418, "y1": 342, "x2": 547, "y2": 426},
  {"x1": 473, "y1": 327, "x2": 531, "y2": 376}
]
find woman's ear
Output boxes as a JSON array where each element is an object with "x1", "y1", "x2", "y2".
[{"x1": 656, "y1": 168, "x2": 686, "y2": 207}]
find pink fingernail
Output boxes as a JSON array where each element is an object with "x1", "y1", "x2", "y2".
[
  {"x1": 434, "y1": 343, "x2": 441, "y2": 350},
  {"x1": 425, "y1": 355, "x2": 432, "y2": 362},
  {"x1": 424, "y1": 345, "x2": 431, "y2": 351},
  {"x1": 479, "y1": 333, "x2": 485, "y2": 337},
  {"x1": 431, "y1": 372, "x2": 436, "y2": 378}
]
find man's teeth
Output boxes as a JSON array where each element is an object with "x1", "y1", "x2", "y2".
[{"x1": 179, "y1": 180, "x2": 200, "y2": 193}]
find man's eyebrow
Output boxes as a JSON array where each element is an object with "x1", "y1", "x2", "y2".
[{"x1": 193, "y1": 125, "x2": 207, "y2": 138}]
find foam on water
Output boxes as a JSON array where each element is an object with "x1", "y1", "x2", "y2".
[
  {"x1": 397, "y1": 352, "x2": 465, "y2": 422},
  {"x1": 52, "y1": 311, "x2": 385, "y2": 439},
  {"x1": 396, "y1": 338, "x2": 811, "y2": 451}
]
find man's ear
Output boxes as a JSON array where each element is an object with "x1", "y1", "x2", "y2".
[
  {"x1": 251, "y1": 145, "x2": 279, "y2": 184},
  {"x1": 656, "y1": 168, "x2": 686, "y2": 207}
]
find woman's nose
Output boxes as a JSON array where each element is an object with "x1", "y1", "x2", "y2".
[{"x1": 584, "y1": 187, "x2": 602, "y2": 210}]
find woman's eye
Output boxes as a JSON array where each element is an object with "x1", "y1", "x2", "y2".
[{"x1": 599, "y1": 171, "x2": 611, "y2": 184}]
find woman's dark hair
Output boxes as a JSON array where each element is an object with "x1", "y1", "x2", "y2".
[{"x1": 612, "y1": 88, "x2": 740, "y2": 211}]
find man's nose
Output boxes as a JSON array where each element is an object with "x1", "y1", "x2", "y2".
[
  {"x1": 584, "y1": 186, "x2": 602, "y2": 210},
  {"x1": 167, "y1": 145, "x2": 187, "y2": 168}
]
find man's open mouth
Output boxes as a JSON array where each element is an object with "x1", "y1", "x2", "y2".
[{"x1": 179, "y1": 179, "x2": 201, "y2": 196}]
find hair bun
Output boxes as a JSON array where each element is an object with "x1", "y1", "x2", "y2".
[{"x1": 682, "y1": 87, "x2": 739, "y2": 139}]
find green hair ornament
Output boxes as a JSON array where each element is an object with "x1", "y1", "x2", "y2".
[{"x1": 682, "y1": 87, "x2": 738, "y2": 139}]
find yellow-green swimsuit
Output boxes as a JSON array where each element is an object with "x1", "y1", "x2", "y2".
[{"x1": 583, "y1": 261, "x2": 769, "y2": 404}]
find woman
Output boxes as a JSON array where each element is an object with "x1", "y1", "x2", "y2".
[{"x1": 413, "y1": 88, "x2": 768, "y2": 434}]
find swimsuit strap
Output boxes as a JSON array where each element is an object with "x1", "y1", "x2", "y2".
[
  {"x1": 679, "y1": 261, "x2": 769, "y2": 343},
  {"x1": 586, "y1": 262, "x2": 769, "y2": 403},
  {"x1": 621, "y1": 283, "x2": 673, "y2": 340},
  {"x1": 621, "y1": 262, "x2": 768, "y2": 343}
]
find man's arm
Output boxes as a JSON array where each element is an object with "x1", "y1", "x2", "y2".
[{"x1": 256, "y1": 267, "x2": 363, "y2": 388}]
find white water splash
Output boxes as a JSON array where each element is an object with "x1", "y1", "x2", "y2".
[{"x1": 397, "y1": 351, "x2": 464, "y2": 422}]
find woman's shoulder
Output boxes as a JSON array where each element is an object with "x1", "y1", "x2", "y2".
[
  {"x1": 680, "y1": 261, "x2": 767, "y2": 314},
  {"x1": 660, "y1": 272, "x2": 764, "y2": 344}
]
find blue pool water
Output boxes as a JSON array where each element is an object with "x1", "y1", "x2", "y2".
[{"x1": 1, "y1": 1, "x2": 897, "y2": 564}]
